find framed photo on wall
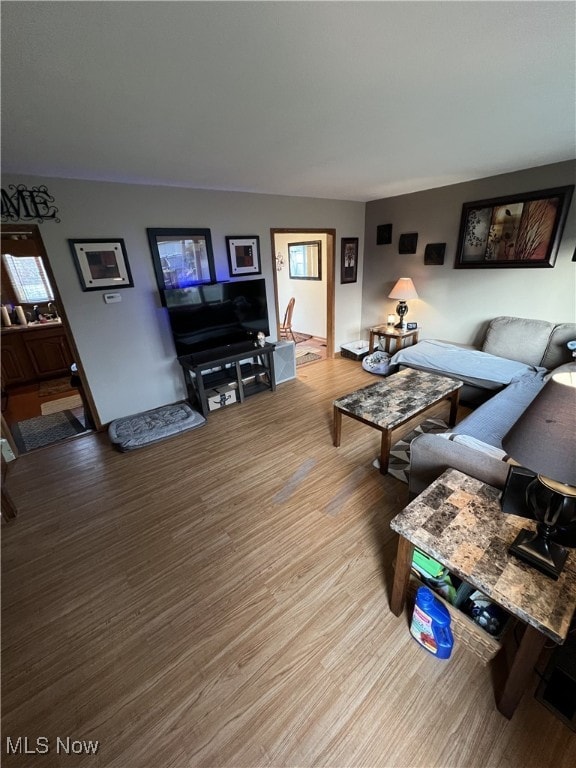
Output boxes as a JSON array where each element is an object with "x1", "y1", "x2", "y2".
[
  {"x1": 341, "y1": 237, "x2": 358, "y2": 283},
  {"x1": 455, "y1": 185, "x2": 574, "y2": 268},
  {"x1": 225, "y1": 236, "x2": 261, "y2": 276},
  {"x1": 68, "y1": 239, "x2": 134, "y2": 291},
  {"x1": 147, "y1": 228, "x2": 216, "y2": 302}
]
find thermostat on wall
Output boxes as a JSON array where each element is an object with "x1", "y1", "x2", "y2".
[{"x1": 104, "y1": 293, "x2": 122, "y2": 304}]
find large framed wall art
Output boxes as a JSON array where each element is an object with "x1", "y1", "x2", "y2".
[{"x1": 454, "y1": 185, "x2": 574, "y2": 268}]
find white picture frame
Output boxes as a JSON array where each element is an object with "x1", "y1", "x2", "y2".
[{"x1": 226, "y1": 236, "x2": 261, "y2": 276}]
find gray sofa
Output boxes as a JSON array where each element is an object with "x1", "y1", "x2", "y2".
[
  {"x1": 391, "y1": 315, "x2": 575, "y2": 405},
  {"x1": 392, "y1": 316, "x2": 576, "y2": 498}
]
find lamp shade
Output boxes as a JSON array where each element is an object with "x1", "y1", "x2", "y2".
[
  {"x1": 502, "y1": 371, "x2": 576, "y2": 487},
  {"x1": 388, "y1": 277, "x2": 418, "y2": 300}
]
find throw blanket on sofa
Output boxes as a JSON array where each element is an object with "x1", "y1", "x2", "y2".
[
  {"x1": 390, "y1": 340, "x2": 546, "y2": 388},
  {"x1": 451, "y1": 369, "x2": 547, "y2": 448}
]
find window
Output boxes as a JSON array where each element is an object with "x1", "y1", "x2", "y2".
[{"x1": 2, "y1": 253, "x2": 54, "y2": 304}]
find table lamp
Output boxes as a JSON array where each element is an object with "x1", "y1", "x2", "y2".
[
  {"x1": 502, "y1": 371, "x2": 576, "y2": 579},
  {"x1": 388, "y1": 278, "x2": 418, "y2": 329}
]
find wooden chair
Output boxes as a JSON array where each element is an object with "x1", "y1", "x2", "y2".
[{"x1": 280, "y1": 297, "x2": 296, "y2": 342}]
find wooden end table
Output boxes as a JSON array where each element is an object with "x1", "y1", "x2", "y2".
[
  {"x1": 389, "y1": 468, "x2": 576, "y2": 719},
  {"x1": 332, "y1": 369, "x2": 461, "y2": 475},
  {"x1": 369, "y1": 325, "x2": 419, "y2": 353}
]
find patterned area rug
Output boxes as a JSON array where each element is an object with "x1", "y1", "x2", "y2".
[
  {"x1": 293, "y1": 332, "x2": 312, "y2": 343},
  {"x1": 11, "y1": 410, "x2": 87, "y2": 453},
  {"x1": 296, "y1": 352, "x2": 322, "y2": 366},
  {"x1": 374, "y1": 418, "x2": 448, "y2": 483},
  {"x1": 295, "y1": 345, "x2": 316, "y2": 357}
]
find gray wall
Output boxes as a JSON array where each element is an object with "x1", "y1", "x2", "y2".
[
  {"x1": 363, "y1": 161, "x2": 576, "y2": 346},
  {"x1": 2, "y1": 175, "x2": 365, "y2": 424},
  {"x1": 5, "y1": 162, "x2": 574, "y2": 426}
]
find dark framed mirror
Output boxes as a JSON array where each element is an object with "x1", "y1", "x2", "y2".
[
  {"x1": 147, "y1": 228, "x2": 215, "y2": 304},
  {"x1": 288, "y1": 240, "x2": 322, "y2": 280}
]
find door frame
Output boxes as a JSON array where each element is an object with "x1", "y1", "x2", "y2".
[
  {"x1": 1, "y1": 224, "x2": 100, "y2": 445},
  {"x1": 269, "y1": 228, "x2": 335, "y2": 358}
]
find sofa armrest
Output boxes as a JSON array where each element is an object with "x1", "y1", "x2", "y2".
[{"x1": 408, "y1": 432, "x2": 510, "y2": 499}]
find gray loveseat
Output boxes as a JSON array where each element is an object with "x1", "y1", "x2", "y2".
[{"x1": 389, "y1": 316, "x2": 576, "y2": 498}]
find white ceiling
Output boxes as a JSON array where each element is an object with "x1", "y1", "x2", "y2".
[{"x1": 2, "y1": 1, "x2": 575, "y2": 202}]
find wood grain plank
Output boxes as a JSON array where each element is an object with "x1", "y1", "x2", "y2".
[{"x1": 2, "y1": 358, "x2": 574, "y2": 768}]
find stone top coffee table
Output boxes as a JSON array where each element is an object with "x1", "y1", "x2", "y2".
[
  {"x1": 389, "y1": 468, "x2": 576, "y2": 718},
  {"x1": 333, "y1": 368, "x2": 462, "y2": 475}
]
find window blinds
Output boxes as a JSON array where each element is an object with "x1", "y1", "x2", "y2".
[{"x1": 2, "y1": 253, "x2": 54, "y2": 303}]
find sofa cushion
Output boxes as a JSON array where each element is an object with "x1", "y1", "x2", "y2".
[
  {"x1": 390, "y1": 339, "x2": 544, "y2": 389},
  {"x1": 481, "y1": 316, "x2": 555, "y2": 367},
  {"x1": 452, "y1": 370, "x2": 546, "y2": 449}
]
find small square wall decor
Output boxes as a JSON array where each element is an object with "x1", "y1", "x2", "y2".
[
  {"x1": 424, "y1": 243, "x2": 446, "y2": 265},
  {"x1": 226, "y1": 236, "x2": 261, "y2": 276},
  {"x1": 399, "y1": 232, "x2": 418, "y2": 254},
  {"x1": 69, "y1": 239, "x2": 133, "y2": 291},
  {"x1": 377, "y1": 223, "x2": 392, "y2": 245}
]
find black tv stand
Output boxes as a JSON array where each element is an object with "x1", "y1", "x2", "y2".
[
  {"x1": 184, "y1": 340, "x2": 257, "y2": 365},
  {"x1": 178, "y1": 343, "x2": 276, "y2": 417}
]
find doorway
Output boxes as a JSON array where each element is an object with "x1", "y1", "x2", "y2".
[
  {"x1": 270, "y1": 228, "x2": 335, "y2": 372},
  {"x1": 1, "y1": 224, "x2": 97, "y2": 454}
]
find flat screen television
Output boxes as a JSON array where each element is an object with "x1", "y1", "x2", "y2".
[{"x1": 165, "y1": 278, "x2": 270, "y2": 358}]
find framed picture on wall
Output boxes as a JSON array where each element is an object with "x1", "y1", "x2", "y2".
[
  {"x1": 424, "y1": 243, "x2": 446, "y2": 265},
  {"x1": 455, "y1": 185, "x2": 574, "y2": 268},
  {"x1": 341, "y1": 238, "x2": 359, "y2": 283},
  {"x1": 68, "y1": 239, "x2": 134, "y2": 291},
  {"x1": 225, "y1": 236, "x2": 261, "y2": 276},
  {"x1": 147, "y1": 228, "x2": 216, "y2": 303},
  {"x1": 376, "y1": 223, "x2": 392, "y2": 245}
]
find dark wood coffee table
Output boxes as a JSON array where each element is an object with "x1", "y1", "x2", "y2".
[{"x1": 333, "y1": 368, "x2": 462, "y2": 475}]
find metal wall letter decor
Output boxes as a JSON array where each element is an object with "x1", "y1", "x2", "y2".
[{"x1": 1, "y1": 184, "x2": 61, "y2": 223}]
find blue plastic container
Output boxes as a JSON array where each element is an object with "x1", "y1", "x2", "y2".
[{"x1": 410, "y1": 586, "x2": 454, "y2": 659}]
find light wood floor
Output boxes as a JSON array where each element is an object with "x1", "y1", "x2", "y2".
[{"x1": 2, "y1": 357, "x2": 575, "y2": 767}]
